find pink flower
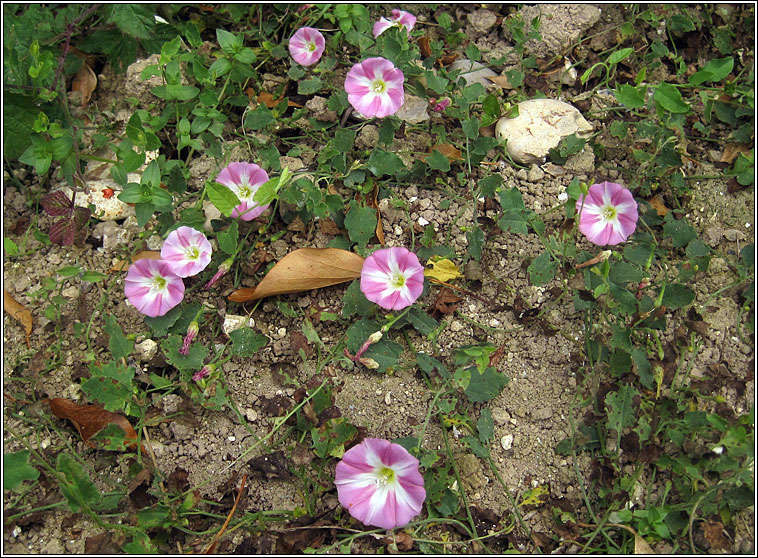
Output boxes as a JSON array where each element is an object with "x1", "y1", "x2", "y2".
[
  {"x1": 124, "y1": 259, "x2": 185, "y2": 318},
  {"x1": 180, "y1": 321, "x2": 199, "y2": 356},
  {"x1": 335, "y1": 438, "x2": 425, "y2": 530},
  {"x1": 431, "y1": 97, "x2": 451, "y2": 112},
  {"x1": 576, "y1": 181, "x2": 638, "y2": 246},
  {"x1": 204, "y1": 256, "x2": 234, "y2": 290},
  {"x1": 360, "y1": 247, "x2": 424, "y2": 311},
  {"x1": 288, "y1": 27, "x2": 325, "y2": 66},
  {"x1": 345, "y1": 57, "x2": 405, "y2": 118},
  {"x1": 193, "y1": 363, "x2": 214, "y2": 382},
  {"x1": 215, "y1": 162, "x2": 270, "y2": 221},
  {"x1": 161, "y1": 226, "x2": 212, "y2": 278},
  {"x1": 373, "y1": 10, "x2": 417, "y2": 39}
]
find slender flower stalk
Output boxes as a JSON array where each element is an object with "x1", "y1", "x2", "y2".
[
  {"x1": 215, "y1": 162, "x2": 270, "y2": 221},
  {"x1": 288, "y1": 27, "x2": 325, "y2": 66},
  {"x1": 335, "y1": 438, "x2": 425, "y2": 530},
  {"x1": 124, "y1": 259, "x2": 185, "y2": 317},
  {"x1": 161, "y1": 226, "x2": 212, "y2": 278},
  {"x1": 360, "y1": 247, "x2": 424, "y2": 310},
  {"x1": 344, "y1": 57, "x2": 405, "y2": 118},
  {"x1": 180, "y1": 321, "x2": 199, "y2": 356},
  {"x1": 204, "y1": 256, "x2": 235, "y2": 290},
  {"x1": 372, "y1": 9, "x2": 416, "y2": 38},
  {"x1": 576, "y1": 181, "x2": 638, "y2": 246}
]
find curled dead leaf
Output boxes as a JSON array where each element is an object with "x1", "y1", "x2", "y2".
[
  {"x1": 487, "y1": 74, "x2": 515, "y2": 89},
  {"x1": 4, "y1": 289, "x2": 32, "y2": 348},
  {"x1": 72, "y1": 62, "x2": 97, "y2": 107},
  {"x1": 48, "y1": 398, "x2": 141, "y2": 452},
  {"x1": 228, "y1": 248, "x2": 364, "y2": 302},
  {"x1": 647, "y1": 194, "x2": 669, "y2": 217},
  {"x1": 720, "y1": 142, "x2": 751, "y2": 164},
  {"x1": 110, "y1": 250, "x2": 162, "y2": 272}
]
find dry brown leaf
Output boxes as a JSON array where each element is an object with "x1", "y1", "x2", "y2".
[
  {"x1": 111, "y1": 250, "x2": 162, "y2": 272},
  {"x1": 720, "y1": 142, "x2": 751, "y2": 164},
  {"x1": 48, "y1": 398, "x2": 141, "y2": 451},
  {"x1": 369, "y1": 187, "x2": 385, "y2": 245},
  {"x1": 228, "y1": 248, "x2": 364, "y2": 302},
  {"x1": 417, "y1": 36, "x2": 432, "y2": 58},
  {"x1": 487, "y1": 74, "x2": 515, "y2": 89},
  {"x1": 72, "y1": 62, "x2": 97, "y2": 107},
  {"x1": 432, "y1": 143, "x2": 462, "y2": 162},
  {"x1": 647, "y1": 194, "x2": 669, "y2": 217},
  {"x1": 4, "y1": 289, "x2": 32, "y2": 348}
]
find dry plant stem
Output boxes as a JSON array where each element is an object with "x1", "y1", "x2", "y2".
[
  {"x1": 203, "y1": 473, "x2": 248, "y2": 554},
  {"x1": 141, "y1": 426, "x2": 166, "y2": 494},
  {"x1": 427, "y1": 277, "x2": 490, "y2": 303}
]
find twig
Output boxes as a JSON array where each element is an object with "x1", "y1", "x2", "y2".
[
  {"x1": 50, "y1": 4, "x2": 100, "y2": 93},
  {"x1": 427, "y1": 276, "x2": 490, "y2": 303},
  {"x1": 203, "y1": 473, "x2": 248, "y2": 554}
]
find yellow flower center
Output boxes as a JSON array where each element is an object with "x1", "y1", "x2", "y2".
[
  {"x1": 307, "y1": 42, "x2": 316, "y2": 52},
  {"x1": 238, "y1": 184, "x2": 252, "y2": 199},
  {"x1": 153, "y1": 276, "x2": 166, "y2": 290},
  {"x1": 372, "y1": 80, "x2": 387, "y2": 94},
  {"x1": 377, "y1": 466, "x2": 395, "y2": 486},
  {"x1": 187, "y1": 246, "x2": 200, "y2": 260},
  {"x1": 390, "y1": 272, "x2": 406, "y2": 288},
  {"x1": 602, "y1": 206, "x2": 617, "y2": 220}
]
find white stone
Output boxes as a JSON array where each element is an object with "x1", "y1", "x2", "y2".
[
  {"x1": 448, "y1": 59, "x2": 497, "y2": 87},
  {"x1": 495, "y1": 99, "x2": 593, "y2": 164},
  {"x1": 223, "y1": 314, "x2": 255, "y2": 336},
  {"x1": 135, "y1": 339, "x2": 158, "y2": 362},
  {"x1": 501, "y1": 434, "x2": 514, "y2": 451},
  {"x1": 395, "y1": 94, "x2": 429, "y2": 124}
]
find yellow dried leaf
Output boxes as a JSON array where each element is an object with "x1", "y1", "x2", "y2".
[
  {"x1": 4, "y1": 289, "x2": 32, "y2": 348},
  {"x1": 71, "y1": 62, "x2": 97, "y2": 107},
  {"x1": 424, "y1": 258, "x2": 463, "y2": 282},
  {"x1": 111, "y1": 250, "x2": 162, "y2": 272}
]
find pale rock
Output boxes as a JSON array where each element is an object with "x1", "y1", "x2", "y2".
[
  {"x1": 467, "y1": 9, "x2": 498, "y2": 35},
  {"x1": 513, "y1": 4, "x2": 601, "y2": 59},
  {"x1": 223, "y1": 314, "x2": 255, "y2": 336},
  {"x1": 395, "y1": 94, "x2": 429, "y2": 124},
  {"x1": 356, "y1": 124, "x2": 380, "y2": 150},
  {"x1": 501, "y1": 434, "x2": 514, "y2": 451},
  {"x1": 527, "y1": 164, "x2": 545, "y2": 182},
  {"x1": 61, "y1": 285, "x2": 79, "y2": 299},
  {"x1": 203, "y1": 200, "x2": 222, "y2": 233},
  {"x1": 563, "y1": 145, "x2": 596, "y2": 174},
  {"x1": 495, "y1": 99, "x2": 593, "y2": 164},
  {"x1": 448, "y1": 59, "x2": 497, "y2": 87},
  {"x1": 135, "y1": 339, "x2": 158, "y2": 362}
]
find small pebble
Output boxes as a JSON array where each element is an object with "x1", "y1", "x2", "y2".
[{"x1": 501, "y1": 434, "x2": 514, "y2": 451}]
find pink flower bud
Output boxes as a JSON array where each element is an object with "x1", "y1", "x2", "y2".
[{"x1": 180, "y1": 321, "x2": 199, "y2": 356}]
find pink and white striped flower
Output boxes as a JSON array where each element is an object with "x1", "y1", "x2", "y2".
[
  {"x1": 576, "y1": 181, "x2": 638, "y2": 246},
  {"x1": 360, "y1": 247, "x2": 424, "y2": 311},
  {"x1": 288, "y1": 27, "x2": 325, "y2": 66},
  {"x1": 344, "y1": 57, "x2": 405, "y2": 118},
  {"x1": 335, "y1": 438, "x2": 426, "y2": 530},
  {"x1": 161, "y1": 226, "x2": 212, "y2": 278},
  {"x1": 124, "y1": 259, "x2": 185, "y2": 317},
  {"x1": 215, "y1": 162, "x2": 270, "y2": 221},
  {"x1": 372, "y1": 10, "x2": 417, "y2": 39}
]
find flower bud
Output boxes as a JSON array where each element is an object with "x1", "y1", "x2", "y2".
[{"x1": 193, "y1": 363, "x2": 215, "y2": 382}]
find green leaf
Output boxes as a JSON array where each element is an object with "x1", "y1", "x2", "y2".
[
  {"x1": 605, "y1": 385, "x2": 639, "y2": 434},
  {"x1": 482, "y1": 95, "x2": 500, "y2": 118},
  {"x1": 144, "y1": 305, "x2": 182, "y2": 337},
  {"x1": 229, "y1": 327, "x2": 268, "y2": 357},
  {"x1": 3, "y1": 93, "x2": 38, "y2": 160},
  {"x1": 162, "y1": 334, "x2": 209, "y2": 373},
  {"x1": 466, "y1": 225, "x2": 485, "y2": 261},
  {"x1": 81, "y1": 361, "x2": 135, "y2": 412},
  {"x1": 653, "y1": 83, "x2": 690, "y2": 114},
  {"x1": 334, "y1": 128, "x2": 356, "y2": 152},
  {"x1": 689, "y1": 56, "x2": 734, "y2": 85},
  {"x1": 462, "y1": 117, "x2": 480, "y2": 139},
  {"x1": 207, "y1": 181, "x2": 241, "y2": 217},
  {"x1": 632, "y1": 348, "x2": 651, "y2": 389},
  {"x1": 528, "y1": 251, "x2": 558, "y2": 286},
  {"x1": 243, "y1": 104, "x2": 274, "y2": 130},
  {"x1": 102, "y1": 5, "x2": 155, "y2": 39},
  {"x1": 405, "y1": 308, "x2": 438, "y2": 336},
  {"x1": 56, "y1": 453, "x2": 101, "y2": 513},
  {"x1": 461, "y1": 435, "x2": 489, "y2": 458},
  {"x1": 298, "y1": 77, "x2": 323, "y2": 95},
  {"x1": 104, "y1": 314, "x2": 133, "y2": 361},
  {"x1": 344, "y1": 201, "x2": 377, "y2": 249},
  {"x1": 253, "y1": 175, "x2": 284, "y2": 206},
  {"x1": 4, "y1": 450, "x2": 40, "y2": 491},
  {"x1": 662, "y1": 215, "x2": 697, "y2": 247},
  {"x1": 342, "y1": 279, "x2": 374, "y2": 318},
  {"x1": 81, "y1": 270, "x2": 107, "y2": 282},
  {"x1": 366, "y1": 149, "x2": 406, "y2": 177},
  {"x1": 216, "y1": 29, "x2": 242, "y2": 54},
  {"x1": 217, "y1": 220, "x2": 239, "y2": 255},
  {"x1": 477, "y1": 407, "x2": 494, "y2": 444},
  {"x1": 607, "y1": 47, "x2": 634, "y2": 66},
  {"x1": 4, "y1": 237, "x2": 19, "y2": 257},
  {"x1": 659, "y1": 283, "x2": 695, "y2": 309},
  {"x1": 426, "y1": 149, "x2": 450, "y2": 172},
  {"x1": 465, "y1": 366, "x2": 509, "y2": 402}
]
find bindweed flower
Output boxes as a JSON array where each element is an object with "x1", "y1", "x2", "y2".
[
  {"x1": 430, "y1": 97, "x2": 451, "y2": 112},
  {"x1": 361, "y1": 247, "x2": 424, "y2": 311},
  {"x1": 288, "y1": 26, "x2": 325, "y2": 66},
  {"x1": 373, "y1": 9, "x2": 417, "y2": 38},
  {"x1": 124, "y1": 259, "x2": 185, "y2": 317},
  {"x1": 215, "y1": 162, "x2": 270, "y2": 221},
  {"x1": 204, "y1": 256, "x2": 234, "y2": 290},
  {"x1": 161, "y1": 226, "x2": 212, "y2": 278},
  {"x1": 180, "y1": 321, "x2": 199, "y2": 356},
  {"x1": 345, "y1": 57, "x2": 405, "y2": 118},
  {"x1": 193, "y1": 363, "x2": 214, "y2": 382},
  {"x1": 576, "y1": 181, "x2": 638, "y2": 246},
  {"x1": 335, "y1": 438, "x2": 425, "y2": 530}
]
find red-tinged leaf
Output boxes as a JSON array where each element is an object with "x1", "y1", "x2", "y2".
[
  {"x1": 41, "y1": 190, "x2": 74, "y2": 217},
  {"x1": 49, "y1": 217, "x2": 76, "y2": 246},
  {"x1": 47, "y1": 398, "x2": 141, "y2": 451},
  {"x1": 228, "y1": 248, "x2": 365, "y2": 302},
  {"x1": 4, "y1": 289, "x2": 32, "y2": 347},
  {"x1": 73, "y1": 206, "x2": 92, "y2": 229}
]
